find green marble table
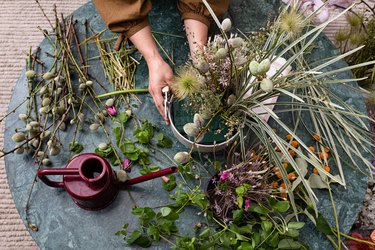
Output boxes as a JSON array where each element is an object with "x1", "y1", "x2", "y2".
[{"x1": 4, "y1": 0, "x2": 369, "y2": 249}]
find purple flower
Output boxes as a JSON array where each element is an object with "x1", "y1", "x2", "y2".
[
  {"x1": 244, "y1": 199, "x2": 252, "y2": 211},
  {"x1": 106, "y1": 106, "x2": 117, "y2": 116},
  {"x1": 220, "y1": 170, "x2": 230, "y2": 181},
  {"x1": 123, "y1": 158, "x2": 131, "y2": 172}
]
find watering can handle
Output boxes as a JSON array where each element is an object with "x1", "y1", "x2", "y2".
[{"x1": 37, "y1": 168, "x2": 80, "y2": 188}]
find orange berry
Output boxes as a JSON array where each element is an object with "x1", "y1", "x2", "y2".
[
  {"x1": 288, "y1": 173, "x2": 296, "y2": 180},
  {"x1": 288, "y1": 149, "x2": 296, "y2": 157},
  {"x1": 324, "y1": 146, "x2": 330, "y2": 153},
  {"x1": 320, "y1": 152, "x2": 328, "y2": 160},
  {"x1": 275, "y1": 146, "x2": 281, "y2": 152},
  {"x1": 291, "y1": 140, "x2": 299, "y2": 148},
  {"x1": 272, "y1": 181, "x2": 278, "y2": 188},
  {"x1": 280, "y1": 193, "x2": 288, "y2": 198},
  {"x1": 277, "y1": 171, "x2": 283, "y2": 179},
  {"x1": 313, "y1": 168, "x2": 319, "y2": 174},
  {"x1": 324, "y1": 165, "x2": 331, "y2": 172},
  {"x1": 280, "y1": 183, "x2": 287, "y2": 189},
  {"x1": 308, "y1": 146, "x2": 315, "y2": 152},
  {"x1": 313, "y1": 134, "x2": 321, "y2": 141},
  {"x1": 286, "y1": 134, "x2": 293, "y2": 141},
  {"x1": 282, "y1": 162, "x2": 288, "y2": 168}
]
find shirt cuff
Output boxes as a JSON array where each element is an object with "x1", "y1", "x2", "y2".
[{"x1": 180, "y1": 12, "x2": 210, "y2": 27}]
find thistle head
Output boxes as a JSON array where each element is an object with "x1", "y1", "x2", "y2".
[
  {"x1": 171, "y1": 66, "x2": 203, "y2": 100},
  {"x1": 280, "y1": 9, "x2": 306, "y2": 36}
]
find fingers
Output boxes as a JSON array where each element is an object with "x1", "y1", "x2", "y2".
[{"x1": 149, "y1": 85, "x2": 170, "y2": 125}]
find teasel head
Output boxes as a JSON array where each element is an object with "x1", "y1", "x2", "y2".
[
  {"x1": 346, "y1": 13, "x2": 362, "y2": 28},
  {"x1": 171, "y1": 66, "x2": 203, "y2": 100}
]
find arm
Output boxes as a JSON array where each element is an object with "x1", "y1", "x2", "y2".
[{"x1": 129, "y1": 26, "x2": 173, "y2": 123}]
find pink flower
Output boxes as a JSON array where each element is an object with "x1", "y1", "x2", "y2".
[
  {"x1": 123, "y1": 158, "x2": 131, "y2": 172},
  {"x1": 244, "y1": 199, "x2": 252, "y2": 211},
  {"x1": 220, "y1": 171, "x2": 230, "y2": 181},
  {"x1": 161, "y1": 176, "x2": 170, "y2": 183},
  {"x1": 106, "y1": 106, "x2": 117, "y2": 116}
]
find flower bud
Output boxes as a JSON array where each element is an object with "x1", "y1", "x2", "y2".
[
  {"x1": 183, "y1": 123, "x2": 199, "y2": 137},
  {"x1": 228, "y1": 37, "x2": 244, "y2": 48},
  {"x1": 42, "y1": 158, "x2": 51, "y2": 166},
  {"x1": 39, "y1": 86, "x2": 48, "y2": 95},
  {"x1": 260, "y1": 78, "x2": 274, "y2": 92},
  {"x1": 39, "y1": 106, "x2": 49, "y2": 114},
  {"x1": 258, "y1": 59, "x2": 271, "y2": 74},
  {"x1": 105, "y1": 98, "x2": 114, "y2": 107},
  {"x1": 47, "y1": 140, "x2": 54, "y2": 148},
  {"x1": 194, "y1": 113, "x2": 205, "y2": 128},
  {"x1": 77, "y1": 112, "x2": 84, "y2": 122},
  {"x1": 49, "y1": 146, "x2": 61, "y2": 156},
  {"x1": 227, "y1": 94, "x2": 236, "y2": 106},
  {"x1": 31, "y1": 139, "x2": 39, "y2": 148},
  {"x1": 215, "y1": 48, "x2": 228, "y2": 59},
  {"x1": 25, "y1": 70, "x2": 36, "y2": 79},
  {"x1": 42, "y1": 72, "x2": 54, "y2": 80},
  {"x1": 89, "y1": 123, "x2": 100, "y2": 131},
  {"x1": 36, "y1": 151, "x2": 45, "y2": 158},
  {"x1": 12, "y1": 132, "x2": 26, "y2": 142},
  {"x1": 19, "y1": 114, "x2": 27, "y2": 121},
  {"x1": 101, "y1": 109, "x2": 109, "y2": 117},
  {"x1": 249, "y1": 60, "x2": 260, "y2": 75},
  {"x1": 221, "y1": 18, "x2": 232, "y2": 32},
  {"x1": 42, "y1": 98, "x2": 51, "y2": 107},
  {"x1": 116, "y1": 170, "x2": 129, "y2": 182},
  {"x1": 98, "y1": 143, "x2": 108, "y2": 150},
  {"x1": 58, "y1": 122, "x2": 66, "y2": 131},
  {"x1": 25, "y1": 124, "x2": 32, "y2": 131},
  {"x1": 40, "y1": 130, "x2": 50, "y2": 140},
  {"x1": 78, "y1": 83, "x2": 87, "y2": 91},
  {"x1": 55, "y1": 87, "x2": 62, "y2": 95},
  {"x1": 29, "y1": 121, "x2": 39, "y2": 128},
  {"x1": 70, "y1": 118, "x2": 76, "y2": 125},
  {"x1": 125, "y1": 109, "x2": 132, "y2": 117},
  {"x1": 85, "y1": 80, "x2": 93, "y2": 87},
  {"x1": 14, "y1": 145, "x2": 24, "y2": 154},
  {"x1": 173, "y1": 151, "x2": 190, "y2": 164}
]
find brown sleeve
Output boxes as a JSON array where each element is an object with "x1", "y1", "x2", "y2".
[
  {"x1": 177, "y1": 0, "x2": 229, "y2": 27},
  {"x1": 93, "y1": 0, "x2": 152, "y2": 37}
]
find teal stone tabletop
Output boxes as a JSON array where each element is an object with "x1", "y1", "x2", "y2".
[{"x1": 4, "y1": 0, "x2": 369, "y2": 249}]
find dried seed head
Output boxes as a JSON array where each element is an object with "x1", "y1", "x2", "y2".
[
  {"x1": 39, "y1": 86, "x2": 48, "y2": 95},
  {"x1": 70, "y1": 118, "x2": 76, "y2": 125},
  {"x1": 36, "y1": 151, "x2": 45, "y2": 158},
  {"x1": 227, "y1": 94, "x2": 236, "y2": 106},
  {"x1": 98, "y1": 143, "x2": 108, "y2": 150},
  {"x1": 25, "y1": 70, "x2": 37, "y2": 79},
  {"x1": 335, "y1": 29, "x2": 350, "y2": 42},
  {"x1": 105, "y1": 98, "x2": 114, "y2": 107},
  {"x1": 116, "y1": 170, "x2": 129, "y2": 182},
  {"x1": 12, "y1": 132, "x2": 26, "y2": 142},
  {"x1": 200, "y1": 108, "x2": 212, "y2": 119},
  {"x1": 40, "y1": 130, "x2": 51, "y2": 140},
  {"x1": 42, "y1": 72, "x2": 55, "y2": 80},
  {"x1": 95, "y1": 112, "x2": 105, "y2": 122},
  {"x1": 346, "y1": 13, "x2": 362, "y2": 27},
  {"x1": 193, "y1": 113, "x2": 205, "y2": 128},
  {"x1": 55, "y1": 87, "x2": 62, "y2": 95},
  {"x1": 89, "y1": 123, "x2": 100, "y2": 131},
  {"x1": 260, "y1": 78, "x2": 274, "y2": 92},
  {"x1": 42, "y1": 158, "x2": 51, "y2": 166},
  {"x1": 32, "y1": 139, "x2": 40, "y2": 148},
  {"x1": 58, "y1": 122, "x2": 66, "y2": 131},
  {"x1": 25, "y1": 124, "x2": 32, "y2": 131},
  {"x1": 14, "y1": 145, "x2": 24, "y2": 154},
  {"x1": 47, "y1": 140, "x2": 54, "y2": 148},
  {"x1": 173, "y1": 151, "x2": 190, "y2": 164},
  {"x1": 29, "y1": 121, "x2": 39, "y2": 128},
  {"x1": 18, "y1": 113, "x2": 28, "y2": 121},
  {"x1": 77, "y1": 112, "x2": 85, "y2": 122},
  {"x1": 39, "y1": 106, "x2": 49, "y2": 114},
  {"x1": 221, "y1": 18, "x2": 232, "y2": 32},
  {"x1": 183, "y1": 123, "x2": 199, "y2": 137}
]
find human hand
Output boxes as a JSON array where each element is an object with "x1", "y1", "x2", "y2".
[{"x1": 147, "y1": 57, "x2": 173, "y2": 124}]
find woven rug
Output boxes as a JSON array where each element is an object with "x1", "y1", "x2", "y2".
[{"x1": 0, "y1": 0, "x2": 368, "y2": 249}]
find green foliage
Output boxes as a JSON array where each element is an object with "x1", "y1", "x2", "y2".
[
  {"x1": 69, "y1": 140, "x2": 83, "y2": 154},
  {"x1": 157, "y1": 132, "x2": 173, "y2": 148},
  {"x1": 134, "y1": 120, "x2": 154, "y2": 144},
  {"x1": 162, "y1": 174, "x2": 177, "y2": 191}
]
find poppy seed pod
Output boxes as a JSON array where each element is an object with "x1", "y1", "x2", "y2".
[
  {"x1": 173, "y1": 151, "x2": 190, "y2": 164},
  {"x1": 258, "y1": 59, "x2": 271, "y2": 74},
  {"x1": 249, "y1": 60, "x2": 260, "y2": 75},
  {"x1": 12, "y1": 132, "x2": 26, "y2": 142}
]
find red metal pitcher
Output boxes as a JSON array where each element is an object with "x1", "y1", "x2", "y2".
[{"x1": 37, "y1": 153, "x2": 178, "y2": 210}]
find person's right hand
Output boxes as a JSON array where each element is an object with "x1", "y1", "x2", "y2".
[{"x1": 147, "y1": 57, "x2": 173, "y2": 124}]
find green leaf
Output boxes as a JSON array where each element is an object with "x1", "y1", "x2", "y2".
[
  {"x1": 308, "y1": 174, "x2": 329, "y2": 189},
  {"x1": 213, "y1": 160, "x2": 222, "y2": 173},
  {"x1": 192, "y1": 193, "x2": 208, "y2": 210},
  {"x1": 267, "y1": 232, "x2": 279, "y2": 247},
  {"x1": 237, "y1": 196, "x2": 244, "y2": 209},
  {"x1": 160, "y1": 207, "x2": 172, "y2": 217},
  {"x1": 199, "y1": 227, "x2": 211, "y2": 239},
  {"x1": 261, "y1": 220, "x2": 273, "y2": 233},
  {"x1": 133, "y1": 120, "x2": 154, "y2": 144},
  {"x1": 285, "y1": 228, "x2": 299, "y2": 238},
  {"x1": 162, "y1": 174, "x2": 177, "y2": 191},
  {"x1": 156, "y1": 132, "x2": 173, "y2": 148},
  {"x1": 146, "y1": 225, "x2": 160, "y2": 241},
  {"x1": 278, "y1": 239, "x2": 302, "y2": 249},
  {"x1": 316, "y1": 213, "x2": 332, "y2": 235},
  {"x1": 126, "y1": 230, "x2": 142, "y2": 245},
  {"x1": 288, "y1": 222, "x2": 305, "y2": 230},
  {"x1": 69, "y1": 141, "x2": 83, "y2": 154},
  {"x1": 134, "y1": 235, "x2": 152, "y2": 248},
  {"x1": 274, "y1": 201, "x2": 290, "y2": 213},
  {"x1": 249, "y1": 204, "x2": 269, "y2": 215},
  {"x1": 238, "y1": 242, "x2": 253, "y2": 250},
  {"x1": 233, "y1": 210, "x2": 244, "y2": 224},
  {"x1": 113, "y1": 127, "x2": 121, "y2": 146},
  {"x1": 119, "y1": 112, "x2": 130, "y2": 124},
  {"x1": 132, "y1": 207, "x2": 156, "y2": 225}
]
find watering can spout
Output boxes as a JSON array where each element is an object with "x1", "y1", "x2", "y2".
[{"x1": 120, "y1": 166, "x2": 178, "y2": 187}]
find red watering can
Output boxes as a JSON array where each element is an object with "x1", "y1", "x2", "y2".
[{"x1": 37, "y1": 153, "x2": 178, "y2": 210}]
